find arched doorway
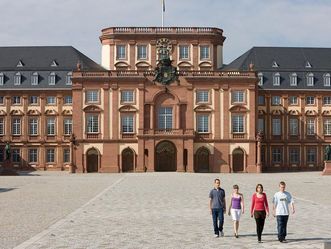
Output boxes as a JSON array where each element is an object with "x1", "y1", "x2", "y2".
[
  {"x1": 195, "y1": 147, "x2": 210, "y2": 172},
  {"x1": 155, "y1": 141, "x2": 176, "y2": 171},
  {"x1": 122, "y1": 148, "x2": 134, "y2": 172},
  {"x1": 232, "y1": 148, "x2": 244, "y2": 172},
  {"x1": 86, "y1": 148, "x2": 99, "y2": 173}
]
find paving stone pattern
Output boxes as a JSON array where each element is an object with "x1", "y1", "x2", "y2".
[{"x1": 1, "y1": 172, "x2": 330, "y2": 249}]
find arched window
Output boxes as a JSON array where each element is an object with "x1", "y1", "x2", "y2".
[
  {"x1": 306, "y1": 73, "x2": 314, "y2": 86},
  {"x1": 66, "y1": 72, "x2": 72, "y2": 85},
  {"x1": 324, "y1": 73, "x2": 331, "y2": 86},
  {"x1": 48, "y1": 72, "x2": 56, "y2": 85},
  {"x1": 0, "y1": 72, "x2": 4, "y2": 85},
  {"x1": 14, "y1": 72, "x2": 21, "y2": 85},
  {"x1": 290, "y1": 73, "x2": 297, "y2": 86},
  {"x1": 257, "y1": 72, "x2": 263, "y2": 86},
  {"x1": 273, "y1": 72, "x2": 280, "y2": 86},
  {"x1": 31, "y1": 72, "x2": 39, "y2": 85}
]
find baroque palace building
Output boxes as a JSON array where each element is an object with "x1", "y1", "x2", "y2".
[{"x1": 1, "y1": 27, "x2": 330, "y2": 173}]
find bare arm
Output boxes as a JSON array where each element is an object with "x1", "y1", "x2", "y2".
[
  {"x1": 209, "y1": 198, "x2": 212, "y2": 214},
  {"x1": 291, "y1": 202, "x2": 295, "y2": 214},
  {"x1": 228, "y1": 195, "x2": 232, "y2": 215}
]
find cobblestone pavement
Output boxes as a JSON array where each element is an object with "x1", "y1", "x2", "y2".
[{"x1": 1, "y1": 172, "x2": 330, "y2": 249}]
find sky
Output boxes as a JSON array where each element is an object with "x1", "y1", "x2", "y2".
[{"x1": 1, "y1": 0, "x2": 331, "y2": 65}]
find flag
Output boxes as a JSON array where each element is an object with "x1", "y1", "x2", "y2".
[{"x1": 162, "y1": 0, "x2": 165, "y2": 12}]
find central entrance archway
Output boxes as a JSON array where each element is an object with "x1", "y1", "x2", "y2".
[
  {"x1": 232, "y1": 148, "x2": 244, "y2": 172},
  {"x1": 195, "y1": 147, "x2": 210, "y2": 172},
  {"x1": 86, "y1": 148, "x2": 99, "y2": 173},
  {"x1": 122, "y1": 148, "x2": 134, "y2": 172},
  {"x1": 155, "y1": 141, "x2": 177, "y2": 171}
]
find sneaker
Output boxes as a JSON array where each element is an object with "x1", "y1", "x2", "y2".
[
  {"x1": 214, "y1": 234, "x2": 219, "y2": 238},
  {"x1": 258, "y1": 240, "x2": 263, "y2": 243},
  {"x1": 220, "y1": 231, "x2": 224, "y2": 237}
]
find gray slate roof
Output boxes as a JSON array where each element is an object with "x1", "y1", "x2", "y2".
[
  {"x1": 0, "y1": 46, "x2": 105, "y2": 89},
  {"x1": 224, "y1": 47, "x2": 331, "y2": 90}
]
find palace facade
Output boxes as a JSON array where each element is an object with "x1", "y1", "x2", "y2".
[{"x1": 1, "y1": 27, "x2": 330, "y2": 173}]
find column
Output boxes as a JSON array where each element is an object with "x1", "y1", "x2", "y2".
[
  {"x1": 150, "y1": 104, "x2": 154, "y2": 129},
  {"x1": 111, "y1": 84, "x2": 119, "y2": 139},
  {"x1": 176, "y1": 141, "x2": 184, "y2": 172},
  {"x1": 214, "y1": 87, "x2": 220, "y2": 139},
  {"x1": 103, "y1": 85, "x2": 110, "y2": 139},
  {"x1": 176, "y1": 104, "x2": 180, "y2": 129}
]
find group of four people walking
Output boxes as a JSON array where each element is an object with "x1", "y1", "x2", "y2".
[{"x1": 209, "y1": 179, "x2": 295, "y2": 243}]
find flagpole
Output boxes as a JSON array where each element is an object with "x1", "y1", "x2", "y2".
[{"x1": 162, "y1": 0, "x2": 164, "y2": 27}]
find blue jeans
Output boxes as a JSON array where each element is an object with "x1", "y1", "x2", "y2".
[
  {"x1": 211, "y1": 208, "x2": 224, "y2": 235},
  {"x1": 276, "y1": 215, "x2": 289, "y2": 241}
]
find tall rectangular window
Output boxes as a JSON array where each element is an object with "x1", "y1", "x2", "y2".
[
  {"x1": 64, "y1": 118, "x2": 72, "y2": 135},
  {"x1": 63, "y1": 148, "x2": 70, "y2": 163},
  {"x1": 28, "y1": 149, "x2": 38, "y2": 163},
  {"x1": 0, "y1": 72, "x2": 4, "y2": 85},
  {"x1": 29, "y1": 96, "x2": 39, "y2": 105},
  {"x1": 46, "y1": 148, "x2": 55, "y2": 163},
  {"x1": 116, "y1": 45, "x2": 126, "y2": 59},
  {"x1": 272, "y1": 118, "x2": 281, "y2": 135},
  {"x1": 31, "y1": 73, "x2": 39, "y2": 85},
  {"x1": 258, "y1": 118, "x2": 264, "y2": 132},
  {"x1": 48, "y1": 73, "x2": 56, "y2": 85},
  {"x1": 258, "y1": 95, "x2": 265, "y2": 105},
  {"x1": 290, "y1": 73, "x2": 297, "y2": 86},
  {"x1": 12, "y1": 96, "x2": 21, "y2": 105},
  {"x1": 323, "y1": 96, "x2": 331, "y2": 105},
  {"x1": 289, "y1": 148, "x2": 300, "y2": 163},
  {"x1": 47, "y1": 118, "x2": 56, "y2": 135},
  {"x1": 200, "y1": 45, "x2": 210, "y2": 60},
  {"x1": 121, "y1": 115, "x2": 134, "y2": 133},
  {"x1": 324, "y1": 119, "x2": 331, "y2": 135},
  {"x1": 179, "y1": 45, "x2": 190, "y2": 60},
  {"x1": 64, "y1": 96, "x2": 72, "y2": 105},
  {"x1": 137, "y1": 45, "x2": 147, "y2": 60},
  {"x1": 0, "y1": 118, "x2": 4, "y2": 135},
  {"x1": 12, "y1": 118, "x2": 21, "y2": 135},
  {"x1": 197, "y1": 114, "x2": 209, "y2": 133},
  {"x1": 29, "y1": 118, "x2": 38, "y2": 135},
  {"x1": 196, "y1": 90, "x2": 209, "y2": 103},
  {"x1": 306, "y1": 96, "x2": 315, "y2": 105},
  {"x1": 272, "y1": 148, "x2": 282, "y2": 163},
  {"x1": 46, "y1": 96, "x2": 56, "y2": 105},
  {"x1": 86, "y1": 114, "x2": 99, "y2": 133},
  {"x1": 12, "y1": 149, "x2": 20, "y2": 163},
  {"x1": 158, "y1": 107, "x2": 172, "y2": 130},
  {"x1": 232, "y1": 115, "x2": 244, "y2": 133},
  {"x1": 121, "y1": 90, "x2": 134, "y2": 103},
  {"x1": 232, "y1": 91, "x2": 245, "y2": 103},
  {"x1": 289, "y1": 118, "x2": 298, "y2": 135},
  {"x1": 289, "y1": 96, "x2": 298, "y2": 105},
  {"x1": 66, "y1": 72, "x2": 72, "y2": 85},
  {"x1": 306, "y1": 119, "x2": 315, "y2": 135},
  {"x1": 86, "y1": 90, "x2": 99, "y2": 103},
  {"x1": 307, "y1": 147, "x2": 316, "y2": 163},
  {"x1": 272, "y1": 96, "x2": 281, "y2": 105},
  {"x1": 0, "y1": 96, "x2": 4, "y2": 104}
]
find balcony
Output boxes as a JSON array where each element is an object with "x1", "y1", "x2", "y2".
[
  {"x1": 138, "y1": 129, "x2": 194, "y2": 137},
  {"x1": 86, "y1": 133, "x2": 101, "y2": 139},
  {"x1": 232, "y1": 133, "x2": 247, "y2": 139},
  {"x1": 121, "y1": 133, "x2": 136, "y2": 139}
]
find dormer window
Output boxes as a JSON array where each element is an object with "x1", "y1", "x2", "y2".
[
  {"x1": 305, "y1": 61, "x2": 312, "y2": 68},
  {"x1": 324, "y1": 73, "x2": 331, "y2": 86},
  {"x1": 48, "y1": 72, "x2": 56, "y2": 85},
  {"x1": 14, "y1": 72, "x2": 21, "y2": 85},
  {"x1": 31, "y1": 72, "x2": 39, "y2": 85},
  {"x1": 273, "y1": 72, "x2": 280, "y2": 86},
  {"x1": 116, "y1": 45, "x2": 126, "y2": 60},
  {"x1": 179, "y1": 45, "x2": 190, "y2": 60},
  {"x1": 290, "y1": 73, "x2": 297, "y2": 86},
  {"x1": 0, "y1": 73, "x2": 4, "y2": 85},
  {"x1": 17, "y1": 60, "x2": 24, "y2": 67},
  {"x1": 306, "y1": 73, "x2": 314, "y2": 86},
  {"x1": 50, "y1": 60, "x2": 58, "y2": 67},
  {"x1": 66, "y1": 72, "x2": 72, "y2": 85},
  {"x1": 272, "y1": 61, "x2": 279, "y2": 68},
  {"x1": 257, "y1": 72, "x2": 263, "y2": 86}
]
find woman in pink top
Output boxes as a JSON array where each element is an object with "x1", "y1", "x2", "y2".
[{"x1": 250, "y1": 184, "x2": 269, "y2": 243}]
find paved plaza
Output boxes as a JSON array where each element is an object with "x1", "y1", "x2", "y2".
[{"x1": 0, "y1": 171, "x2": 330, "y2": 249}]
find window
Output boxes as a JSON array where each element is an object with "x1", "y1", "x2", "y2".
[
  {"x1": 29, "y1": 118, "x2": 38, "y2": 135},
  {"x1": 258, "y1": 118, "x2": 264, "y2": 132},
  {"x1": 272, "y1": 148, "x2": 282, "y2": 163},
  {"x1": 48, "y1": 72, "x2": 56, "y2": 85},
  {"x1": 28, "y1": 149, "x2": 38, "y2": 163},
  {"x1": 31, "y1": 72, "x2": 39, "y2": 85},
  {"x1": 86, "y1": 114, "x2": 99, "y2": 133},
  {"x1": 121, "y1": 90, "x2": 134, "y2": 103},
  {"x1": 323, "y1": 96, "x2": 331, "y2": 105},
  {"x1": 158, "y1": 107, "x2": 172, "y2": 130},
  {"x1": 272, "y1": 118, "x2": 281, "y2": 135},
  {"x1": 179, "y1": 45, "x2": 190, "y2": 60},
  {"x1": 289, "y1": 118, "x2": 298, "y2": 135},
  {"x1": 197, "y1": 114, "x2": 209, "y2": 133},
  {"x1": 232, "y1": 115, "x2": 244, "y2": 133},
  {"x1": 121, "y1": 115, "x2": 134, "y2": 133},
  {"x1": 273, "y1": 72, "x2": 280, "y2": 86},
  {"x1": 306, "y1": 119, "x2": 315, "y2": 135},
  {"x1": 46, "y1": 96, "x2": 56, "y2": 105},
  {"x1": 289, "y1": 148, "x2": 300, "y2": 163},
  {"x1": 232, "y1": 91, "x2": 245, "y2": 103},
  {"x1": 0, "y1": 118, "x2": 4, "y2": 135},
  {"x1": 289, "y1": 96, "x2": 298, "y2": 105},
  {"x1": 324, "y1": 119, "x2": 331, "y2": 135},
  {"x1": 200, "y1": 45, "x2": 210, "y2": 60},
  {"x1": 12, "y1": 149, "x2": 20, "y2": 163},
  {"x1": 116, "y1": 45, "x2": 126, "y2": 59},
  {"x1": 46, "y1": 148, "x2": 55, "y2": 163},
  {"x1": 137, "y1": 45, "x2": 148, "y2": 60},
  {"x1": 86, "y1": 90, "x2": 99, "y2": 103},
  {"x1": 29, "y1": 96, "x2": 38, "y2": 105},
  {"x1": 258, "y1": 95, "x2": 265, "y2": 105},
  {"x1": 0, "y1": 96, "x2": 4, "y2": 104},
  {"x1": 66, "y1": 72, "x2": 72, "y2": 85},
  {"x1": 272, "y1": 96, "x2": 281, "y2": 105},
  {"x1": 64, "y1": 118, "x2": 72, "y2": 135},
  {"x1": 324, "y1": 73, "x2": 331, "y2": 86},
  {"x1": 306, "y1": 96, "x2": 315, "y2": 105},
  {"x1": 0, "y1": 72, "x2": 4, "y2": 85},
  {"x1": 290, "y1": 73, "x2": 297, "y2": 86},
  {"x1": 196, "y1": 90, "x2": 209, "y2": 103},
  {"x1": 14, "y1": 72, "x2": 21, "y2": 85},
  {"x1": 306, "y1": 73, "x2": 314, "y2": 86},
  {"x1": 12, "y1": 118, "x2": 21, "y2": 135},
  {"x1": 64, "y1": 96, "x2": 72, "y2": 105},
  {"x1": 307, "y1": 147, "x2": 316, "y2": 163},
  {"x1": 63, "y1": 148, "x2": 70, "y2": 163},
  {"x1": 47, "y1": 118, "x2": 56, "y2": 135},
  {"x1": 12, "y1": 96, "x2": 21, "y2": 105},
  {"x1": 257, "y1": 73, "x2": 263, "y2": 86}
]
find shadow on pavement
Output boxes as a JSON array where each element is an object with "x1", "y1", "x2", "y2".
[{"x1": 0, "y1": 188, "x2": 17, "y2": 193}]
